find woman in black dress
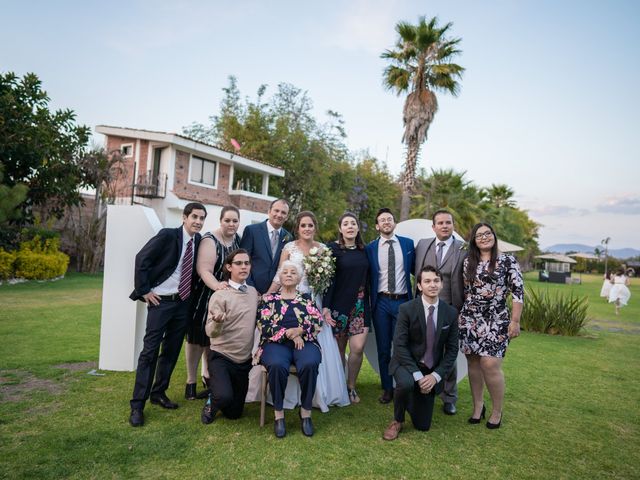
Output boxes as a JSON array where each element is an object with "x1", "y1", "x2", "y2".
[
  {"x1": 323, "y1": 212, "x2": 371, "y2": 404},
  {"x1": 184, "y1": 205, "x2": 241, "y2": 399}
]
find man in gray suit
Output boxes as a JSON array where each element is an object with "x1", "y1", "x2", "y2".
[{"x1": 413, "y1": 209, "x2": 466, "y2": 415}]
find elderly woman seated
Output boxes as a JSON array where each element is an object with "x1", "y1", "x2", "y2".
[{"x1": 255, "y1": 260, "x2": 322, "y2": 438}]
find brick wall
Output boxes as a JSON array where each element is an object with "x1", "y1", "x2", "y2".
[{"x1": 173, "y1": 150, "x2": 233, "y2": 207}]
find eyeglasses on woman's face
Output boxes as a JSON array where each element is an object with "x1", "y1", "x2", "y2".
[
  {"x1": 231, "y1": 260, "x2": 251, "y2": 266},
  {"x1": 474, "y1": 231, "x2": 494, "y2": 240}
]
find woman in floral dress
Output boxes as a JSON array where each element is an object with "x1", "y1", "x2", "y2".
[
  {"x1": 256, "y1": 261, "x2": 322, "y2": 437},
  {"x1": 459, "y1": 223, "x2": 524, "y2": 429}
]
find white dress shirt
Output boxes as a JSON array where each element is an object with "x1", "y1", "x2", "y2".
[
  {"x1": 377, "y1": 235, "x2": 407, "y2": 294},
  {"x1": 153, "y1": 227, "x2": 195, "y2": 295}
]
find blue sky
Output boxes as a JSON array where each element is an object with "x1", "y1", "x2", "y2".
[{"x1": 2, "y1": 0, "x2": 638, "y2": 249}]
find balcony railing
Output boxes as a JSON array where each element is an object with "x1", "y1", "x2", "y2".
[{"x1": 134, "y1": 171, "x2": 168, "y2": 198}]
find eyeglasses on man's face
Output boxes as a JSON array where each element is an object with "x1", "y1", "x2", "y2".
[
  {"x1": 475, "y1": 231, "x2": 494, "y2": 240},
  {"x1": 231, "y1": 260, "x2": 251, "y2": 266}
]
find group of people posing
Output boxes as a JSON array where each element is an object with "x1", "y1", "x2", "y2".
[{"x1": 127, "y1": 198, "x2": 524, "y2": 441}]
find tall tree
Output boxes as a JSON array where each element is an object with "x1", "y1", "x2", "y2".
[
  {"x1": 0, "y1": 72, "x2": 90, "y2": 223},
  {"x1": 381, "y1": 16, "x2": 464, "y2": 220}
]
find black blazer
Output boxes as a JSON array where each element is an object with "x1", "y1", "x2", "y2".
[
  {"x1": 129, "y1": 227, "x2": 201, "y2": 301},
  {"x1": 389, "y1": 297, "x2": 459, "y2": 393}
]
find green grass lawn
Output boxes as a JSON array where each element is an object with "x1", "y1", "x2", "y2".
[{"x1": 1, "y1": 272, "x2": 639, "y2": 479}]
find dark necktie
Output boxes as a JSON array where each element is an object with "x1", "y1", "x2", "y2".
[
  {"x1": 270, "y1": 230, "x2": 279, "y2": 258},
  {"x1": 422, "y1": 305, "x2": 435, "y2": 369},
  {"x1": 387, "y1": 239, "x2": 396, "y2": 293},
  {"x1": 238, "y1": 284, "x2": 248, "y2": 293},
  {"x1": 178, "y1": 239, "x2": 194, "y2": 300},
  {"x1": 436, "y1": 241, "x2": 446, "y2": 268}
]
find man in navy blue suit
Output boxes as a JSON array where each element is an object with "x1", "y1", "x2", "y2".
[
  {"x1": 128, "y1": 202, "x2": 207, "y2": 427},
  {"x1": 366, "y1": 208, "x2": 415, "y2": 404},
  {"x1": 239, "y1": 198, "x2": 291, "y2": 294}
]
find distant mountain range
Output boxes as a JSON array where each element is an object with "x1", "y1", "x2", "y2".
[{"x1": 543, "y1": 244, "x2": 640, "y2": 259}]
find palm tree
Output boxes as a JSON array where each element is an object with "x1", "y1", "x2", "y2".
[{"x1": 382, "y1": 16, "x2": 464, "y2": 220}]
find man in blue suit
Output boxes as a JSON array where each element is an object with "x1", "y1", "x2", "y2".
[
  {"x1": 366, "y1": 208, "x2": 415, "y2": 404},
  {"x1": 239, "y1": 198, "x2": 291, "y2": 294}
]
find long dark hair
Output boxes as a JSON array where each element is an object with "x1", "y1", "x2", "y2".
[
  {"x1": 465, "y1": 223, "x2": 499, "y2": 281},
  {"x1": 337, "y1": 212, "x2": 365, "y2": 250}
]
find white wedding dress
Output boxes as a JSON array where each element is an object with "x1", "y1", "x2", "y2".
[{"x1": 245, "y1": 242, "x2": 350, "y2": 412}]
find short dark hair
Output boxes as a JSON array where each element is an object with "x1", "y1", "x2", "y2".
[
  {"x1": 432, "y1": 209, "x2": 453, "y2": 223},
  {"x1": 269, "y1": 198, "x2": 290, "y2": 211},
  {"x1": 222, "y1": 248, "x2": 250, "y2": 281},
  {"x1": 220, "y1": 205, "x2": 240, "y2": 221},
  {"x1": 375, "y1": 208, "x2": 395, "y2": 224},
  {"x1": 183, "y1": 202, "x2": 207, "y2": 217},
  {"x1": 417, "y1": 264, "x2": 442, "y2": 283}
]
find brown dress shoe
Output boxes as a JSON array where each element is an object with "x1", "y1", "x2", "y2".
[{"x1": 383, "y1": 420, "x2": 403, "y2": 441}]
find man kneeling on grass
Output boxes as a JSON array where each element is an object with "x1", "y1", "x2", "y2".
[
  {"x1": 383, "y1": 265, "x2": 459, "y2": 440},
  {"x1": 201, "y1": 249, "x2": 259, "y2": 424}
]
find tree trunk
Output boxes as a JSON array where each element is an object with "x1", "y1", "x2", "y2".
[{"x1": 399, "y1": 139, "x2": 420, "y2": 221}]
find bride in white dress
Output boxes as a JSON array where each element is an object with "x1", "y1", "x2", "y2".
[{"x1": 245, "y1": 212, "x2": 350, "y2": 411}]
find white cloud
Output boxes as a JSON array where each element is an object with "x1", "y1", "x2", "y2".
[
  {"x1": 322, "y1": 0, "x2": 400, "y2": 55},
  {"x1": 596, "y1": 195, "x2": 640, "y2": 215},
  {"x1": 526, "y1": 205, "x2": 590, "y2": 217}
]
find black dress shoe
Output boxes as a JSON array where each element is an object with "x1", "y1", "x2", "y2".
[
  {"x1": 300, "y1": 416, "x2": 314, "y2": 437},
  {"x1": 487, "y1": 414, "x2": 502, "y2": 429},
  {"x1": 468, "y1": 404, "x2": 486, "y2": 424},
  {"x1": 185, "y1": 383, "x2": 197, "y2": 400},
  {"x1": 274, "y1": 418, "x2": 286, "y2": 438},
  {"x1": 443, "y1": 402, "x2": 457, "y2": 415},
  {"x1": 378, "y1": 389, "x2": 393, "y2": 404},
  {"x1": 150, "y1": 394, "x2": 179, "y2": 409},
  {"x1": 201, "y1": 403, "x2": 217, "y2": 425},
  {"x1": 129, "y1": 408, "x2": 144, "y2": 427}
]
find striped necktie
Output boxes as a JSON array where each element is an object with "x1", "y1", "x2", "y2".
[{"x1": 178, "y1": 239, "x2": 194, "y2": 300}]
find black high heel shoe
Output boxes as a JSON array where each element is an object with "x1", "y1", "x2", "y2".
[
  {"x1": 468, "y1": 404, "x2": 486, "y2": 424},
  {"x1": 486, "y1": 413, "x2": 502, "y2": 429}
]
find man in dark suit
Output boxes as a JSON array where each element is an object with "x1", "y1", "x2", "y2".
[
  {"x1": 383, "y1": 265, "x2": 459, "y2": 440},
  {"x1": 413, "y1": 209, "x2": 466, "y2": 415},
  {"x1": 128, "y1": 202, "x2": 207, "y2": 427},
  {"x1": 365, "y1": 208, "x2": 415, "y2": 404},
  {"x1": 239, "y1": 198, "x2": 291, "y2": 294}
]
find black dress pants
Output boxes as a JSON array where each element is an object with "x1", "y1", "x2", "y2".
[
  {"x1": 207, "y1": 350, "x2": 252, "y2": 419},
  {"x1": 130, "y1": 299, "x2": 189, "y2": 409},
  {"x1": 393, "y1": 365, "x2": 436, "y2": 431}
]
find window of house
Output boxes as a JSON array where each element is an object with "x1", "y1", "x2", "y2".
[
  {"x1": 121, "y1": 144, "x2": 133, "y2": 157},
  {"x1": 233, "y1": 168, "x2": 263, "y2": 194},
  {"x1": 190, "y1": 155, "x2": 217, "y2": 187}
]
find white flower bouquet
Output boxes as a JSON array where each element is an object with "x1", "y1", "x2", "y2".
[{"x1": 303, "y1": 245, "x2": 336, "y2": 296}]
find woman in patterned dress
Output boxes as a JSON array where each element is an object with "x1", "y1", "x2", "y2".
[
  {"x1": 184, "y1": 206, "x2": 241, "y2": 399},
  {"x1": 323, "y1": 212, "x2": 371, "y2": 404},
  {"x1": 459, "y1": 223, "x2": 524, "y2": 429}
]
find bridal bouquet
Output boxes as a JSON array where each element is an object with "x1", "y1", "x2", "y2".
[{"x1": 303, "y1": 245, "x2": 335, "y2": 296}]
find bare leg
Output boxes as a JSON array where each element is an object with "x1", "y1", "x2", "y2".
[
  {"x1": 200, "y1": 349, "x2": 210, "y2": 380},
  {"x1": 466, "y1": 354, "x2": 485, "y2": 417},
  {"x1": 615, "y1": 299, "x2": 620, "y2": 315},
  {"x1": 300, "y1": 407, "x2": 311, "y2": 419},
  {"x1": 185, "y1": 342, "x2": 205, "y2": 384},
  {"x1": 336, "y1": 334, "x2": 348, "y2": 370},
  {"x1": 274, "y1": 410, "x2": 284, "y2": 420},
  {"x1": 479, "y1": 356, "x2": 505, "y2": 423},
  {"x1": 346, "y1": 329, "x2": 368, "y2": 390}
]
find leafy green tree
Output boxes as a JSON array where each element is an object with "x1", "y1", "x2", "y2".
[
  {"x1": 381, "y1": 16, "x2": 464, "y2": 220},
  {"x1": 0, "y1": 72, "x2": 90, "y2": 223},
  {"x1": 0, "y1": 163, "x2": 27, "y2": 224}
]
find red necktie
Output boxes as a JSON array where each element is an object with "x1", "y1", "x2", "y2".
[{"x1": 178, "y1": 239, "x2": 194, "y2": 300}]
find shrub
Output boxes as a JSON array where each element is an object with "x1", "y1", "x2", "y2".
[
  {"x1": 0, "y1": 248, "x2": 16, "y2": 280},
  {"x1": 13, "y1": 236, "x2": 69, "y2": 280},
  {"x1": 520, "y1": 287, "x2": 589, "y2": 336}
]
